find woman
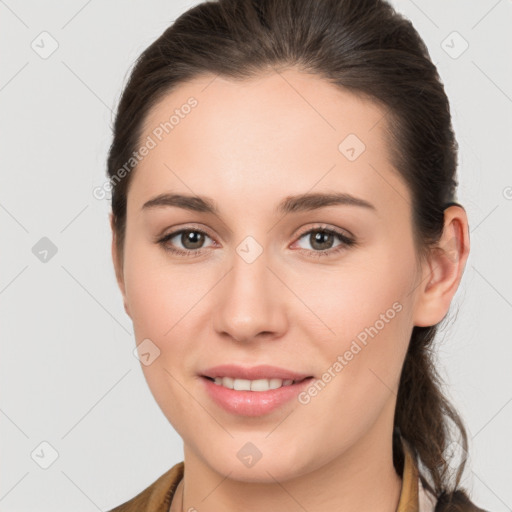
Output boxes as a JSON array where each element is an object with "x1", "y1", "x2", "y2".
[{"x1": 105, "y1": 0, "x2": 488, "y2": 510}]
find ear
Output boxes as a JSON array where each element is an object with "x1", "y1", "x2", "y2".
[
  {"x1": 110, "y1": 212, "x2": 131, "y2": 319},
  {"x1": 413, "y1": 205, "x2": 470, "y2": 327}
]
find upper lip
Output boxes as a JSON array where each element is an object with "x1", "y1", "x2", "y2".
[{"x1": 201, "y1": 364, "x2": 313, "y2": 381}]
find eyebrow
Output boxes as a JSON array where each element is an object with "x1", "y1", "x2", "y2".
[{"x1": 141, "y1": 192, "x2": 377, "y2": 215}]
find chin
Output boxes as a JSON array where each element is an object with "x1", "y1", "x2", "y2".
[{"x1": 202, "y1": 446, "x2": 309, "y2": 483}]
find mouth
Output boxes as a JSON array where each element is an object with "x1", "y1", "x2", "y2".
[
  {"x1": 202, "y1": 375, "x2": 313, "y2": 392},
  {"x1": 198, "y1": 364, "x2": 315, "y2": 415},
  {"x1": 200, "y1": 374, "x2": 315, "y2": 416}
]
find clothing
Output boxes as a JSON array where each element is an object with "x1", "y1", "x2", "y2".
[{"x1": 106, "y1": 438, "x2": 476, "y2": 512}]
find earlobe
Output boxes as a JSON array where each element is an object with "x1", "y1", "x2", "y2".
[
  {"x1": 110, "y1": 213, "x2": 131, "y2": 319},
  {"x1": 413, "y1": 206, "x2": 470, "y2": 327}
]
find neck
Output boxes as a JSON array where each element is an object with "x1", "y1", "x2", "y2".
[{"x1": 175, "y1": 425, "x2": 403, "y2": 512}]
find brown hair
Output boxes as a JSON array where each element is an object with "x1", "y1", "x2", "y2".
[{"x1": 107, "y1": 0, "x2": 482, "y2": 510}]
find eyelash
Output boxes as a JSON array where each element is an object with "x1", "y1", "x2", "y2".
[{"x1": 156, "y1": 224, "x2": 357, "y2": 259}]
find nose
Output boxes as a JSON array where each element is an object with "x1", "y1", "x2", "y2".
[{"x1": 211, "y1": 244, "x2": 288, "y2": 343}]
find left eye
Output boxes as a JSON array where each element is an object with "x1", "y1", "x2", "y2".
[{"x1": 293, "y1": 227, "x2": 355, "y2": 255}]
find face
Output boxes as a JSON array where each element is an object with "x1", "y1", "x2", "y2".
[{"x1": 112, "y1": 68, "x2": 441, "y2": 482}]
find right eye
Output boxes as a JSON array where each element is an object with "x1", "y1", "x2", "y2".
[{"x1": 157, "y1": 227, "x2": 216, "y2": 257}]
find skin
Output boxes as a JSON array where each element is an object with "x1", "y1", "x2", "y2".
[{"x1": 110, "y1": 68, "x2": 470, "y2": 512}]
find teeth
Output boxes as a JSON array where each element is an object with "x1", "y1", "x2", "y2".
[{"x1": 212, "y1": 377, "x2": 297, "y2": 391}]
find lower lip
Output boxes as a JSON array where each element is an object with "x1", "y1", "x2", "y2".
[{"x1": 200, "y1": 376, "x2": 314, "y2": 417}]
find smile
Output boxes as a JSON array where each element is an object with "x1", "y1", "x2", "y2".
[{"x1": 206, "y1": 376, "x2": 308, "y2": 391}]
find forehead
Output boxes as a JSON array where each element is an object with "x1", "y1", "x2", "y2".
[{"x1": 129, "y1": 68, "x2": 409, "y2": 216}]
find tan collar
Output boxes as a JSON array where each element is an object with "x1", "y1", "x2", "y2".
[{"x1": 397, "y1": 437, "x2": 437, "y2": 512}]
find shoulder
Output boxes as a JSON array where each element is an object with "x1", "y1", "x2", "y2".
[{"x1": 106, "y1": 461, "x2": 184, "y2": 512}]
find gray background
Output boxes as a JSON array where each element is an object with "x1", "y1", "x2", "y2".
[{"x1": 1, "y1": 0, "x2": 511, "y2": 510}]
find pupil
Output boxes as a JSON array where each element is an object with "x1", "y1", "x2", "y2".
[
  {"x1": 183, "y1": 231, "x2": 204, "y2": 249},
  {"x1": 312, "y1": 231, "x2": 333, "y2": 250}
]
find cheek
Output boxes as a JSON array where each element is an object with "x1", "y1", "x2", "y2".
[
  {"x1": 301, "y1": 246, "x2": 415, "y2": 403},
  {"x1": 294, "y1": 257, "x2": 412, "y2": 347},
  {"x1": 122, "y1": 247, "x2": 201, "y2": 427},
  {"x1": 123, "y1": 240, "x2": 197, "y2": 339},
  {"x1": 122, "y1": 245, "x2": 212, "y2": 386},
  {"x1": 298, "y1": 299, "x2": 411, "y2": 455}
]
